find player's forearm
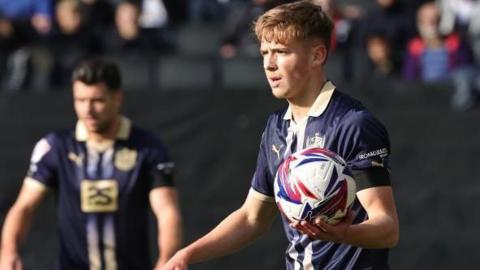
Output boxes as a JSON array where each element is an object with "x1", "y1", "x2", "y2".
[
  {"x1": 1, "y1": 205, "x2": 35, "y2": 255},
  {"x1": 344, "y1": 214, "x2": 399, "y2": 249},
  {"x1": 157, "y1": 208, "x2": 183, "y2": 264},
  {"x1": 180, "y1": 208, "x2": 271, "y2": 264}
]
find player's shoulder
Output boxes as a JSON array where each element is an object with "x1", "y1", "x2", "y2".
[
  {"x1": 128, "y1": 125, "x2": 166, "y2": 148},
  {"x1": 266, "y1": 108, "x2": 288, "y2": 127},
  {"x1": 332, "y1": 90, "x2": 382, "y2": 128},
  {"x1": 330, "y1": 90, "x2": 366, "y2": 115},
  {"x1": 40, "y1": 127, "x2": 76, "y2": 146}
]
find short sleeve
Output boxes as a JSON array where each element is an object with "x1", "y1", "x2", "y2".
[
  {"x1": 27, "y1": 135, "x2": 58, "y2": 188},
  {"x1": 250, "y1": 130, "x2": 275, "y2": 200},
  {"x1": 145, "y1": 137, "x2": 175, "y2": 188},
  {"x1": 335, "y1": 111, "x2": 391, "y2": 190}
]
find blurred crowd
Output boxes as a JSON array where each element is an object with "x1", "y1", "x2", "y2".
[{"x1": 1, "y1": 0, "x2": 480, "y2": 111}]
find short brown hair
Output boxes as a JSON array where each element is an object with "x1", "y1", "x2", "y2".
[
  {"x1": 254, "y1": 0, "x2": 334, "y2": 51},
  {"x1": 72, "y1": 59, "x2": 121, "y2": 92}
]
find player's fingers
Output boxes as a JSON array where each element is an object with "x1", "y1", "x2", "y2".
[
  {"x1": 311, "y1": 217, "x2": 329, "y2": 232},
  {"x1": 300, "y1": 221, "x2": 324, "y2": 236},
  {"x1": 15, "y1": 260, "x2": 23, "y2": 270},
  {"x1": 290, "y1": 221, "x2": 309, "y2": 235}
]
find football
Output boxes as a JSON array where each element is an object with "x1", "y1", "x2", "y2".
[{"x1": 274, "y1": 148, "x2": 357, "y2": 224}]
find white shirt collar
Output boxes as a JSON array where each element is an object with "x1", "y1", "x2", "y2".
[
  {"x1": 75, "y1": 116, "x2": 131, "y2": 142},
  {"x1": 283, "y1": 81, "x2": 336, "y2": 121}
]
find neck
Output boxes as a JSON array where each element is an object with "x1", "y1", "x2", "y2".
[
  {"x1": 88, "y1": 116, "x2": 121, "y2": 142},
  {"x1": 288, "y1": 76, "x2": 327, "y2": 123}
]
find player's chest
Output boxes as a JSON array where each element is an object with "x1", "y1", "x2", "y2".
[
  {"x1": 61, "y1": 144, "x2": 145, "y2": 212},
  {"x1": 269, "y1": 119, "x2": 337, "y2": 169}
]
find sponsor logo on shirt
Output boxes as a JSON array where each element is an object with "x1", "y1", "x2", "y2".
[
  {"x1": 371, "y1": 160, "x2": 385, "y2": 168},
  {"x1": 68, "y1": 152, "x2": 84, "y2": 167},
  {"x1": 358, "y1": 148, "x2": 389, "y2": 160},
  {"x1": 81, "y1": 179, "x2": 118, "y2": 213},
  {"x1": 156, "y1": 162, "x2": 175, "y2": 174},
  {"x1": 272, "y1": 144, "x2": 283, "y2": 160}
]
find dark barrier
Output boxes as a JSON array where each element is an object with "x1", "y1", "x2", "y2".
[{"x1": 0, "y1": 82, "x2": 479, "y2": 269}]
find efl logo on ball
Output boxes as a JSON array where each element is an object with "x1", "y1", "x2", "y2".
[{"x1": 274, "y1": 148, "x2": 356, "y2": 224}]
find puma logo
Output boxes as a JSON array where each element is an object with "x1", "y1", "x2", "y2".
[
  {"x1": 272, "y1": 144, "x2": 283, "y2": 160},
  {"x1": 68, "y1": 152, "x2": 83, "y2": 167},
  {"x1": 371, "y1": 160, "x2": 385, "y2": 168}
]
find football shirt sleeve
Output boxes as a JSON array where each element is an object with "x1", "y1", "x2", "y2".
[
  {"x1": 146, "y1": 137, "x2": 175, "y2": 188},
  {"x1": 335, "y1": 111, "x2": 391, "y2": 191},
  {"x1": 250, "y1": 130, "x2": 275, "y2": 201},
  {"x1": 26, "y1": 134, "x2": 59, "y2": 188}
]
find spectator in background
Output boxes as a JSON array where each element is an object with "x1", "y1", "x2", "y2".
[
  {"x1": 361, "y1": 0, "x2": 415, "y2": 73},
  {"x1": 220, "y1": 0, "x2": 291, "y2": 59},
  {"x1": 139, "y1": 0, "x2": 168, "y2": 29},
  {"x1": 48, "y1": 0, "x2": 100, "y2": 88},
  {"x1": 188, "y1": 0, "x2": 231, "y2": 23},
  {"x1": 0, "y1": 0, "x2": 52, "y2": 36},
  {"x1": 0, "y1": 0, "x2": 54, "y2": 92},
  {"x1": 139, "y1": 0, "x2": 175, "y2": 52},
  {"x1": 438, "y1": 0, "x2": 480, "y2": 63},
  {"x1": 103, "y1": 0, "x2": 171, "y2": 57},
  {"x1": 366, "y1": 33, "x2": 398, "y2": 81},
  {"x1": 403, "y1": 1, "x2": 477, "y2": 111},
  {"x1": 313, "y1": 0, "x2": 362, "y2": 81},
  {"x1": 80, "y1": 0, "x2": 115, "y2": 34}
]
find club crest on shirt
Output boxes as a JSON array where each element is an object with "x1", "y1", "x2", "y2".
[
  {"x1": 306, "y1": 133, "x2": 325, "y2": 148},
  {"x1": 114, "y1": 148, "x2": 137, "y2": 171}
]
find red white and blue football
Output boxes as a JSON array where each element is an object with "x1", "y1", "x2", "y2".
[{"x1": 274, "y1": 148, "x2": 356, "y2": 224}]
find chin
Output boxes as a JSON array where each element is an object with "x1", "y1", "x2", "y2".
[
  {"x1": 271, "y1": 88, "x2": 289, "y2": 99},
  {"x1": 85, "y1": 125, "x2": 100, "y2": 133}
]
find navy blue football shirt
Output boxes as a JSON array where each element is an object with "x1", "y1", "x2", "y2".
[
  {"x1": 250, "y1": 82, "x2": 391, "y2": 270},
  {"x1": 25, "y1": 117, "x2": 174, "y2": 270}
]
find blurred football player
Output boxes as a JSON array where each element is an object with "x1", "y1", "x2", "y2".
[{"x1": 0, "y1": 59, "x2": 183, "y2": 270}]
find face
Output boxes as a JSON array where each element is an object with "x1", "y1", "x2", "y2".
[
  {"x1": 116, "y1": 3, "x2": 140, "y2": 39},
  {"x1": 73, "y1": 81, "x2": 122, "y2": 135},
  {"x1": 417, "y1": 3, "x2": 440, "y2": 39},
  {"x1": 260, "y1": 38, "x2": 325, "y2": 101},
  {"x1": 367, "y1": 37, "x2": 390, "y2": 64},
  {"x1": 56, "y1": 2, "x2": 81, "y2": 34},
  {"x1": 376, "y1": 0, "x2": 395, "y2": 8}
]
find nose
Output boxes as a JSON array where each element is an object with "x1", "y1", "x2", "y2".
[
  {"x1": 263, "y1": 52, "x2": 277, "y2": 71},
  {"x1": 85, "y1": 100, "x2": 95, "y2": 116}
]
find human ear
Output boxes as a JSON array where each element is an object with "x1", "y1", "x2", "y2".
[{"x1": 312, "y1": 44, "x2": 328, "y2": 66}]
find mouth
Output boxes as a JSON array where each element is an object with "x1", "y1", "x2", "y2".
[
  {"x1": 269, "y1": 76, "x2": 281, "y2": 87},
  {"x1": 83, "y1": 117, "x2": 98, "y2": 125}
]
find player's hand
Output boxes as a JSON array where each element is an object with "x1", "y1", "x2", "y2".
[
  {"x1": 290, "y1": 211, "x2": 355, "y2": 243},
  {"x1": 153, "y1": 258, "x2": 165, "y2": 270},
  {"x1": 159, "y1": 250, "x2": 188, "y2": 270},
  {"x1": 0, "y1": 252, "x2": 23, "y2": 270}
]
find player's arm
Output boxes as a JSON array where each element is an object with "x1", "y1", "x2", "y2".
[
  {"x1": 150, "y1": 186, "x2": 183, "y2": 269},
  {"x1": 343, "y1": 185, "x2": 398, "y2": 248},
  {"x1": 293, "y1": 184, "x2": 399, "y2": 249},
  {"x1": 161, "y1": 190, "x2": 278, "y2": 270},
  {"x1": 0, "y1": 178, "x2": 49, "y2": 270}
]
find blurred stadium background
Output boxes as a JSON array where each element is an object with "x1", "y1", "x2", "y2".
[{"x1": 1, "y1": 0, "x2": 480, "y2": 269}]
